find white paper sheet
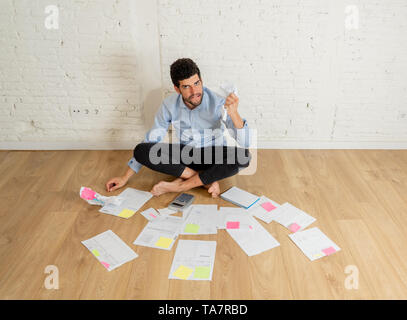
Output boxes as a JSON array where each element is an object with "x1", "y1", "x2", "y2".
[
  {"x1": 226, "y1": 214, "x2": 280, "y2": 256},
  {"x1": 133, "y1": 215, "x2": 183, "y2": 250},
  {"x1": 271, "y1": 202, "x2": 316, "y2": 232},
  {"x1": 157, "y1": 207, "x2": 178, "y2": 216},
  {"x1": 220, "y1": 186, "x2": 260, "y2": 209},
  {"x1": 140, "y1": 207, "x2": 160, "y2": 221},
  {"x1": 81, "y1": 230, "x2": 138, "y2": 271},
  {"x1": 288, "y1": 227, "x2": 341, "y2": 261},
  {"x1": 247, "y1": 195, "x2": 281, "y2": 224},
  {"x1": 98, "y1": 188, "x2": 153, "y2": 218},
  {"x1": 217, "y1": 207, "x2": 247, "y2": 229},
  {"x1": 168, "y1": 240, "x2": 217, "y2": 281},
  {"x1": 180, "y1": 205, "x2": 219, "y2": 235},
  {"x1": 182, "y1": 204, "x2": 218, "y2": 220}
]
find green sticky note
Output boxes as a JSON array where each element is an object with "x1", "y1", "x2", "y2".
[
  {"x1": 92, "y1": 249, "x2": 100, "y2": 257},
  {"x1": 194, "y1": 266, "x2": 211, "y2": 279},
  {"x1": 184, "y1": 223, "x2": 200, "y2": 234}
]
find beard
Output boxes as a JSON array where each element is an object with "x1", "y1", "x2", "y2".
[{"x1": 184, "y1": 91, "x2": 203, "y2": 108}]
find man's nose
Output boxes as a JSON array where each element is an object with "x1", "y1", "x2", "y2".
[{"x1": 192, "y1": 85, "x2": 201, "y2": 95}]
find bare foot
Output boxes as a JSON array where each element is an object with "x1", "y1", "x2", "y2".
[
  {"x1": 150, "y1": 178, "x2": 183, "y2": 196},
  {"x1": 204, "y1": 181, "x2": 220, "y2": 198}
]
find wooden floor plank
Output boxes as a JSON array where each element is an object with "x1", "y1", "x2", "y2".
[{"x1": 0, "y1": 150, "x2": 407, "y2": 299}]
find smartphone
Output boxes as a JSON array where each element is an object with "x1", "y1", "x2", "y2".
[{"x1": 168, "y1": 193, "x2": 195, "y2": 211}]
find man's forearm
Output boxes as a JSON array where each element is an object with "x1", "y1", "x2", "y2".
[
  {"x1": 228, "y1": 111, "x2": 244, "y2": 129},
  {"x1": 123, "y1": 166, "x2": 136, "y2": 180}
]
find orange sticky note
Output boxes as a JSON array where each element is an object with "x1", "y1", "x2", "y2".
[{"x1": 118, "y1": 208, "x2": 136, "y2": 218}]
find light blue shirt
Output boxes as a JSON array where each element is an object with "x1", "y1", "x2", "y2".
[{"x1": 128, "y1": 86, "x2": 251, "y2": 173}]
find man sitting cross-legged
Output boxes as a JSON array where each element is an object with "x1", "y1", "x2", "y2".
[{"x1": 106, "y1": 58, "x2": 251, "y2": 198}]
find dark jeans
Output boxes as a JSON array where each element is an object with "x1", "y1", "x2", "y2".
[{"x1": 133, "y1": 142, "x2": 251, "y2": 185}]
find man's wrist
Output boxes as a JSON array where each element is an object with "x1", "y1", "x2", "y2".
[
  {"x1": 123, "y1": 167, "x2": 136, "y2": 180},
  {"x1": 229, "y1": 111, "x2": 244, "y2": 129}
]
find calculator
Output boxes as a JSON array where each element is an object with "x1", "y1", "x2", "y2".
[{"x1": 168, "y1": 193, "x2": 195, "y2": 211}]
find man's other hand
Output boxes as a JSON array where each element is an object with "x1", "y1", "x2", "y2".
[{"x1": 106, "y1": 176, "x2": 128, "y2": 192}]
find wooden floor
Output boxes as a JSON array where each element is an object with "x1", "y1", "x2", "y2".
[{"x1": 0, "y1": 149, "x2": 407, "y2": 299}]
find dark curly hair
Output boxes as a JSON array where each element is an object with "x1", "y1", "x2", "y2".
[{"x1": 170, "y1": 58, "x2": 201, "y2": 88}]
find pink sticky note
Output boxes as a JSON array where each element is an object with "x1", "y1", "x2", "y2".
[
  {"x1": 322, "y1": 247, "x2": 336, "y2": 256},
  {"x1": 261, "y1": 202, "x2": 277, "y2": 212},
  {"x1": 226, "y1": 221, "x2": 240, "y2": 229},
  {"x1": 81, "y1": 187, "x2": 96, "y2": 200},
  {"x1": 249, "y1": 225, "x2": 253, "y2": 230},
  {"x1": 149, "y1": 213, "x2": 157, "y2": 218},
  {"x1": 101, "y1": 261, "x2": 110, "y2": 269},
  {"x1": 289, "y1": 223, "x2": 301, "y2": 232}
]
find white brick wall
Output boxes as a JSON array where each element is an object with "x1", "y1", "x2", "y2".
[{"x1": 1, "y1": 0, "x2": 406, "y2": 149}]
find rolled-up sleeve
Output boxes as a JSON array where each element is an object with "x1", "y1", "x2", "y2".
[
  {"x1": 127, "y1": 102, "x2": 172, "y2": 173},
  {"x1": 225, "y1": 115, "x2": 252, "y2": 148},
  {"x1": 127, "y1": 157, "x2": 143, "y2": 173}
]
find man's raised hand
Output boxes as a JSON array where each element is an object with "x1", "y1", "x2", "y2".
[{"x1": 224, "y1": 93, "x2": 239, "y2": 115}]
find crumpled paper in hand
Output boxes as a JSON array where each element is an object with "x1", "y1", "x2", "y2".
[{"x1": 220, "y1": 82, "x2": 239, "y2": 121}]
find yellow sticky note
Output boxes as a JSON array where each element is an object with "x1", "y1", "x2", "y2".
[
  {"x1": 155, "y1": 237, "x2": 173, "y2": 249},
  {"x1": 173, "y1": 265, "x2": 193, "y2": 280},
  {"x1": 92, "y1": 249, "x2": 100, "y2": 257},
  {"x1": 118, "y1": 208, "x2": 136, "y2": 218}
]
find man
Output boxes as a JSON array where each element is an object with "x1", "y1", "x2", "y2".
[{"x1": 106, "y1": 58, "x2": 251, "y2": 198}]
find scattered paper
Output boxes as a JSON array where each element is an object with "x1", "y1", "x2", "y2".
[
  {"x1": 140, "y1": 208, "x2": 160, "y2": 221},
  {"x1": 81, "y1": 230, "x2": 138, "y2": 271},
  {"x1": 133, "y1": 215, "x2": 183, "y2": 250},
  {"x1": 271, "y1": 202, "x2": 316, "y2": 232},
  {"x1": 180, "y1": 205, "x2": 218, "y2": 235},
  {"x1": 157, "y1": 207, "x2": 178, "y2": 216},
  {"x1": 226, "y1": 213, "x2": 280, "y2": 256},
  {"x1": 169, "y1": 240, "x2": 217, "y2": 281},
  {"x1": 247, "y1": 196, "x2": 281, "y2": 224},
  {"x1": 217, "y1": 207, "x2": 247, "y2": 229},
  {"x1": 98, "y1": 188, "x2": 153, "y2": 219},
  {"x1": 288, "y1": 227, "x2": 341, "y2": 261},
  {"x1": 182, "y1": 204, "x2": 218, "y2": 220}
]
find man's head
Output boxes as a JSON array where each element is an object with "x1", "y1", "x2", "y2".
[{"x1": 170, "y1": 58, "x2": 203, "y2": 109}]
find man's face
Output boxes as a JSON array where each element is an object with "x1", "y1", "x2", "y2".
[{"x1": 174, "y1": 73, "x2": 203, "y2": 109}]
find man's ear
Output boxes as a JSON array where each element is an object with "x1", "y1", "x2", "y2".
[{"x1": 174, "y1": 85, "x2": 180, "y2": 94}]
